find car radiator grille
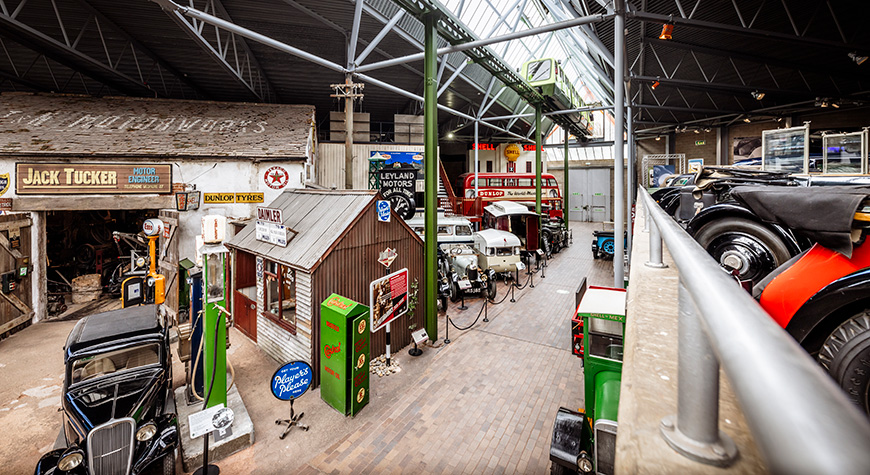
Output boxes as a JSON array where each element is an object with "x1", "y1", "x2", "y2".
[{"x1": 87, "y1": 418, "x2": 135, "y2": 475}]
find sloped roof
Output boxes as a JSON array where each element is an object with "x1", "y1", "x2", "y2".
[
  {"x1": 0, "y1": 93, "x2": 314, "y2": 159},
  {"x1": 226, "y1": 189, "x2": 376, "y2": 272}
]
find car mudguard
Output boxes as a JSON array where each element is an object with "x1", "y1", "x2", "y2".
[
  {"x1": 786, "y1": 268, "x2": 870, "y2": 349},
  {"x1": 550, "y1": 407, "x2": 592, "y2": 470},
  {"x1": 757, "y1": 240, "x2": 870, "y2": 348},
  {"x1": 685, "y1": 201, "x2": 803, "y2": 256},
  {"x1": 35, "y1": 449, "x2": 87, "y2": 475},
  {"x1": 132, "y1": 423, "x2": 178, "y2": 474}
]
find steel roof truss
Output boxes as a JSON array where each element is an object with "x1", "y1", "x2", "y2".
[
  {"x1": 159, "y1": 0, "x2": 275, "y2": 102},
  {"x1": 0, "y1": 0, "x2": 185, "y2": 97}
]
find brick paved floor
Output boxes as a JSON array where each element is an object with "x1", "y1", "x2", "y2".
[{"x1": 296, "y1": 222, "x2": 613, "y2": 475}]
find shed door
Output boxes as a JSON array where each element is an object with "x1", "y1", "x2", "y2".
[
  {"x1": 0, "y1": 214, "x2": 33, "y2": 336},
  {"x1": 158, "y1": 210, "x2": 179, "y2": 321}
]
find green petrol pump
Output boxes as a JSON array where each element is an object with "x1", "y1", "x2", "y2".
[
  {"x1": 550, "y1": 279, "x2": 626, "y2": 475},
  {"x1": 201, "y1": 216, "x2": 231, "y2": 410},
  {"x1": 320, "y1": 293, "x2": 370, "y2": 416}
]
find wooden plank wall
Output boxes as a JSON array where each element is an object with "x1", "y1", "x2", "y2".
[{"x1": 0, "y1": 213, "x2": 33, "y2": 338}]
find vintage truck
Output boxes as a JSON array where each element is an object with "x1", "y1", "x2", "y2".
[
  {"x1": 442, "y1": 228, "x2": 524, "y2": 301},
  {"x1": 551, "y1": 279, "x2": 626, "y2": 474}
]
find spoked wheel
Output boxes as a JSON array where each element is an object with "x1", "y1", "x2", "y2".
[
  {"x1": 486, "y1": 278, "x2": 497, "y2": 300},
  {"x1": 693, "y1": 217, "x2": 791, "y2": 287},
  {"x1": 818, "y1": 311, "x2": 870, "y2": 416},
  {"x1": 541, "y1": 233, "x2": 552, "y2": 257},
  {"x1": 601, "y1": 239, "x2": 615, "y2": 258}
]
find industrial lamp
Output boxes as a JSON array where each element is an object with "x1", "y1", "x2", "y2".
[
  {"x1": 743, "y1": 117, "x2": 751, "y2": 123},
  {"x1": 659, "y1": 23, "x2": 673, "y2": 40},
  {"x1": 751, "y1": 90, "x2": 765, "y2": 100},
  {"x1": 849, "y1": 52, "x2": 868, "y2": 65},
  {"x1": 651, "y1": 80, "x2": 660, "y2": 90}
]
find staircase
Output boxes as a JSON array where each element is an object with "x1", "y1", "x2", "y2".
[{"x1": 438, "y1": 161, "x2": 457, "y2": 215}]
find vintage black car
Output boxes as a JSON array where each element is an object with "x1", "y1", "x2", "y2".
[{"x1": 35, "y1": 305, "x2": 178, "y2": 475}]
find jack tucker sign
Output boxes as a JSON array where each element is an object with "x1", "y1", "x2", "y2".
[{"x1": 16, "y1": 163, "x2": 171, "y2": 194}]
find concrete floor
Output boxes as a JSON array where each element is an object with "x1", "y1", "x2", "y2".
[{"x1": 0, "y1": 221, "x2": 611, "y2": 475}]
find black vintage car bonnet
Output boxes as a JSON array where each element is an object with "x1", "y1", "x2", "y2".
[
  {"x1": 731, "y1": 186, "x2": 870, "y2": 258},
  {"x1": 67, "y1": 368, "x2": 163, "y2": 430}
]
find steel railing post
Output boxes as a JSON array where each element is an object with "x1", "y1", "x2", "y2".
[
  {"x1": 645, "y1": 217, "x2": 667, "y2": 268},
  {"x1": 661, "y1": 280, "x2": 738, "y2": 466}
]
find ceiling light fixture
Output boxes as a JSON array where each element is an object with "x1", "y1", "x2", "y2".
[
  {"x1": 447, "y1": 132, "x2": 454, "y2": 139},
  {"x1": 693, "y1": 129, "x2": 700, "y2": 134},
  {"x1": 774, "y1": 117, "x2": 782, "y2": 122},
  {"x1": 743, "y1": 117, "x2": 751, "y2": 123},
  {"x1": 751, "y1": 90, "x2": 765, "y2": 100},
  {"x1": 655, "y1": 136, "x2": 661, "y2": 141},
  {"x1": 659, "y1": 23, "x2": 673, "y2": 40},
  {"x1": 849, "y1": 52, "x2": 868, "y2": 65},
  {"x1": 651, "y1": 80, "x2": 660, "y2": 90},
  {"x1": 832, "y1": 102, "x2": 840, "y2": 108},
  {"x1": 704, "y1": 127, "x2": 712, "y2": 132}
]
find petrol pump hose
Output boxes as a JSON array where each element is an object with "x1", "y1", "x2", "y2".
[{"x1": 188, "y1": 306, "x2": 236, "y2": 401}]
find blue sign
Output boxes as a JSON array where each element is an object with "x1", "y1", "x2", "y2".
[
  {"x1": 270, "y1": 361, "x2": 313, "y2": 401},
  {"x1": 371, "y1": 151, "x2": 424, "y2": 179},
  {"x1": 376, "y1": 200, "x2": 391, "y2": 222}
]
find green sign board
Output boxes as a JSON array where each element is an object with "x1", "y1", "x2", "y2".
[
  {"x1": 695, "y1": 139, "x2": 706, "y2": 146},
  {"x1": 320, "y1": 293, "x2": 370, "y2": 416}
]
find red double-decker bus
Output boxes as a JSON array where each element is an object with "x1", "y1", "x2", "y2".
[{"x1": 454, "y1": 172, "x2": 563, "y2": 219}]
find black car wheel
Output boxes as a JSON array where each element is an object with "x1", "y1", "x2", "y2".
[
  {"x1": 486, "y1": 278, "x2": 497, "y2": 300},
  {"x1": 541, "y1": 232, "x2": 552, "y2": 257},
  {"x1": 550, "y1": 462, "x2": 578, "y2": 475},
  {"x1": 162, "y1": 451, "x2": 176, "y2": 475},
  {"x1": 449, "y1": 277, "x2": 461, "y2": 303},
  {"x1": 693, "y1": 217, "x2": 791, "y2": 286},
  {"x1": 818, "y1": 311, "x2": 870, "y2": 416}
]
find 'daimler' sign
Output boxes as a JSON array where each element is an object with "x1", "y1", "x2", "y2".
[{"x1": 16, "y1": 163, "x2": 172, "y2": 194}]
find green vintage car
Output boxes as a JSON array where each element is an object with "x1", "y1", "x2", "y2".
[{"x1": 550, "y1": 278, "x2": 626, "y2": 474}]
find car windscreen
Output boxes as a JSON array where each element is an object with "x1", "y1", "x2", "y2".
[
  {"x1": 495, "y1": 247, "x2": 514, "y2": 256},
  {"x1": 71, "y1": 343, "x2": 160, "y2": 384}
]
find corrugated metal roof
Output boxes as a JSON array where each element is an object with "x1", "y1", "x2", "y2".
[{"x1": 226, "y1": 189, "x2": 377, "y2": 271}]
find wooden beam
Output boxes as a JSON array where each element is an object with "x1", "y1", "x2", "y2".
[
  {"x1": 0, "y1": 290, "x2": 31, "y2": 314},
  {"x1": 0, "y1": 229, "x2": 24, "y2": 259},
  {"x1": 12, "y1": 195, "x2": 176, "y2": 211},
  {"x1": 0, "y1": 218, "x2": 32, "y2": 232},
  {"x1": 0, "y1": 312, "x2": 32, "y2": 334}
]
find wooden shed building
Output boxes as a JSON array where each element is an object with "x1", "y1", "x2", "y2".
[{"x1": 226, "y1": 189, "x2": 424, "y2": 385}]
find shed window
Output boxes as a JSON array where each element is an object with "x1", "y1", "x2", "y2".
[{"x1": 264, "y1": 260, "x2": 297, "y2": 334}]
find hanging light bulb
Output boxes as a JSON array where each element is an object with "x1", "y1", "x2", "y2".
[{"x1": 659, "y1": 23, "x2": 674, "y2": 40}]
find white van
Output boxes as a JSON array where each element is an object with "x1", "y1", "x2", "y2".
[{"x1": 406, "y1": 215, "x2": 475, "y2": 246}]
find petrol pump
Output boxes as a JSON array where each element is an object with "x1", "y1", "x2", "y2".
[
  {"x1": 121, "y1": 218, "x2": 165, "y2": 307},
  {"x1": 200, "y1": 215, "x2": 231, "y2": 409}
]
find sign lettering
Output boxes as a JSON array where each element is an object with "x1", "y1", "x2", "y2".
[
  {"x1": 257, "y1": 207, "x2": 283, "y2": 224},
  {"x1": 203, "y1": 193, "x2": 235, "y2": 204},
  {"x1": 15, "y1": 163, "x2": 171, "y2": 194},
  {"x1": 270, "y1": 361, "x2": 313, "y2": 401},
  {"x1": 235, "y1": 192, "x2": 264, "y2": 203}
]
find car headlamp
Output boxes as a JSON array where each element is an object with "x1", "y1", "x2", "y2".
[
  {"x1": 58, "y1": 448, "x2": 84, "y2": 471},
  {"x1": 146, "y1": 276, "x2": 155, "y2": 287},
  {"x1": 577, "y1": 451, "x2": 593, "y2": 473},
  {"x1": 136, "y1": 422, "x2": 158, "y2": 442}
]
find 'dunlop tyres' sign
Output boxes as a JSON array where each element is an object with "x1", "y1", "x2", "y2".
[{"x1": 270, "y1": 361, "x2": 313, "y2": 401}]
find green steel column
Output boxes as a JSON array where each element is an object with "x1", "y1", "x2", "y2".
[
  {"x1": 423, "y1": 12, "x2": 437, "y2": 341},
  {"x1": 563, "y1": 127, "x2": 569, "y2": 220},
  {"x1": 535, "y1": 103, "x2": 542, "y2": 216},
  {"x1": 202, "y1": 253, "x2": 227, "y2": 409}
]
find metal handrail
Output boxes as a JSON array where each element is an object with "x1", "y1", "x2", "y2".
[{"x1": 638, "y1": 189, "x2": 870, "y2": 474}]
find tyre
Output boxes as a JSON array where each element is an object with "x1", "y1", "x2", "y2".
[
  {"x1": 693, "y1": 217, "x2": 791, "y2": 287},
  {"x1": 541, "y1": 232, "x2": 552, "y2": 257},
  {"x1": 550, "y1": 461, "x2": 577, "y2": 475},
  {"x1": 449, "y1": 278, "x2": 461, "y2": 303},
  {"x1": 601, "y1": 238, "x2": 614, "y2": 259},
  {"x1": 818, "y1": 311, "x2": 870, "y2": 416},
  {"x1": 438, "y1": 295, "x2": 447, "y2": 312},
  {"x1": 162, "y1": 450, "x2": 176, "y2": 475},
  {"x1": 486, "y1": 278, "x2": 497, "y2": 300}
]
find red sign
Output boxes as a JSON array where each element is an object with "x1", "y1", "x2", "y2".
[
  {"x1": 478, "y1": 189, "x2": 505, "y2": 198},
  {"x1": 370, "y1": 268, "x2": 409, "y2": 332},
  {"x1": 523, "y1": 145, "x2": 538, "y2": 151},
  {"x1": 471, "y1": 143, "x2": 497, "y2": 150},
  {"x1": 264, "y1": 166, "x2": 290, "y2": 189},
  {"x1": 324, "y1": 342, "x2": 341, "y2": 359}
]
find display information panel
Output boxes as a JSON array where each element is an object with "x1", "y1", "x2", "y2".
[
  {"x1": 823, "y1": 131, "x2": 867, "y2": 174},
  {"x1": 761, "y1": 126, "x2": 810, "y2": 174}
]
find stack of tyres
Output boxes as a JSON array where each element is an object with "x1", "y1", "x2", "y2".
[{"x1": 320, "y1": 293, "x2": 371, "y2": 416}]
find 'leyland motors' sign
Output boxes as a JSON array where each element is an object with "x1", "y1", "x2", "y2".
[{"x1": 379, "y1": 165, "x2": 417, "y2": 220}]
